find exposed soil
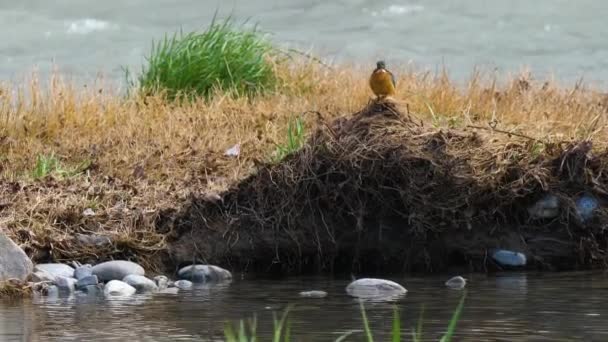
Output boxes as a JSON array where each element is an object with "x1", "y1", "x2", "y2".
[{"x1": 165, "y1": 100, "x2": 608, "y2": 276}]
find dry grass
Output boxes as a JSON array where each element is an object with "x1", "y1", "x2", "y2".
[{"x1": 1, "y1": 58, "x2": 608, "y2": 269}]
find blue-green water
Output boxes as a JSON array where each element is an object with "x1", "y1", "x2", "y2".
[
  {"x1": 1, "y1": 0, "x2": 608, "y2": 86},
  {"x1": 2, "y1": 272, "x2": 608, "y2": 341}
]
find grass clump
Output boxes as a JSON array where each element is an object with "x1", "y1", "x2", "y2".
[
  {"x1": 31, "y1": 153, "x2": 90, "y2": 180},
  {"x1": 273, "y1": 116, "x2": 306, "y2": 161},
  {"x1": 137, "y1": 16, "x2": 277, "y2": 100}
]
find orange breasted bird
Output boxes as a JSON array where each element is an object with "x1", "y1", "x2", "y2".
[{"x1": 369, "y1": 60, "x2": 396, "y2": 99}]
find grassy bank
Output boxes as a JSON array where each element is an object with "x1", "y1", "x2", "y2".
[{"x1": 1, "y1": 20, "x2": 608, "y2": 272}]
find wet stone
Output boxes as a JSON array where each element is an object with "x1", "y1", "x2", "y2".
[
  {"x1": 177, "y1": 265, "x2": 232, "y2": 283},
  {"x1": 54, "y1": 276, "x2": 77, "y2": 293},
  {"x1": 74, "y1": 264, "x2": 93, "y2": 280},
  {"x1": 174, "y1": 280, "x2": 193, "y2": 290},
  {"x1": 122, "y1": 274, "x2": 158, "y2": 293},
  {"x1": 153, "y1": 275, "x2": 169, "y2": 290},
  {"x1": 299, "y1": 290, "x2": 328, "y2": 298},
  {"x1": 35, "y1": 263, "x2": 75, "y2": 279},
  {"x1": 75, "y1": 275, "x2": 98, "y2": 289},
  {"x1": 92, "y1": 260, "x2": 145, "y2": 282},
  {"x1": 492, "y1": 249, "x2": 527, "y2": 267},
  {"x1": 445, "y1": 276, "x2": 467, "y2": 290},
  {"x1": 0, "y1": 231, "x2": 33, "y2": 282},
  {"x1": 103, "y1": 280, "x2": 136, "y2": 297},
  {"x1": 346, "y1": 278, "x2": 407, "y2": 299}
]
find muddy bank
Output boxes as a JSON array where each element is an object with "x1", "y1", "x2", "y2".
[{"x1": 167, "y1": 101, "x2": 608, "y2": 275}]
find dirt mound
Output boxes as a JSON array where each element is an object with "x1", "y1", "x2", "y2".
[{"x1": 167, "y1": 100, "x2": 608, "y2": 275}]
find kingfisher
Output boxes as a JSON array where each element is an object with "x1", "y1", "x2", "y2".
[{"x1": 369, "y1": 60, "x2": 396, "y2": 99}]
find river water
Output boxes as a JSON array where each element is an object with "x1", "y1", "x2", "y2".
[
  {"x1": 1, "y1": 0, "x2": 608, "y2": 86},
  {"x1": 2, "y1": 272, "x2": 608, "y2": 341}
]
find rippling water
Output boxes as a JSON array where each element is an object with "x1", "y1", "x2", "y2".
[
  {"x1": 1, "y1": 0, "x2": 608, "y2": 85},
  {"x1": 2, "y1": 272, "x2": 608, "y2": 341}
]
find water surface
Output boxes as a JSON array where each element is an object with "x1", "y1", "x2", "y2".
[
  {"x1": 2, "y1": 272, "x2": 608, "y2": 341},
  {"x1": 1, "y1": 1, "x2": 608, "y2": 85}
]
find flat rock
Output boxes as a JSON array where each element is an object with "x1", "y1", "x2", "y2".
[
  {"x1": 299, "y1": 290, "x2": 328, "y2": 298},
  {"x1": 123, "y1": 275, "x2": 158, "y2": 293},
  {"x1": 177, "y1": 265, "x2": 232, "y2": 283},
  {"x1": 346, "y1": 278, "x2": 407, "y2": 299},
  {"x1": 35, "y1": 263, "x2": 75, "y2": 279},
  {"x1": 103, "y1": 280, "x2": 136, "y2": 297},
  {"x1": 153, "y1": 275, "x2": 169, "y2": 290},
  {"x1": 92, "y1": 260, "x2": 144, "y2": 282},
  {"x1": 0, "y1": 231, "x2": 33, "y2": 282},
  {"x1": 158, "y1": 287, "x2": 179, "y2": 295},
  {"x1": 75, "y1": 275, "x2": 98, "y2": 289},
  {"x1": 174, "y1": 280, "x2": 193, "y2": 290},
  {"x1": 74, "y1": 264, "x2": 93, "y2": 280},
  {"x1": 445, "y1": 276, "x2": 467, "y2": 290},
  {"x1": 31, "y1": 269, "x2": 56, "y2": 283},
  {"x1": 492, "y1": 250, "x2": 527, "y2": 267},
  {"x1": 54, "y1": 276, "x2": 77, "y2": 293}
]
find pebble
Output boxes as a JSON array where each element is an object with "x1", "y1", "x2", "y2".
[
  {"x1": 177, "y1": 265, "x2": 232, "y2": 283},
  {"x1": 92, "y1": 260, "x2": 145, "y2": 282},
  {"x1": 35, "y1": 263, "x2": 75, "y2": 279},
  {"x1": 346, "y1": 278, "x2": 407, "y2": 299},
  {"x1": 153, "y1": 275, "x2": 169, "y2": 290},
  {"x1": 123, "y1": 275, "x2": 158, "y2": 293},
  {"x1": 174, "y1": 280, "x2": 193, "y2": 290},
  {"x1": 528, "y1": 194, "x2": 560, "y2": 219},
  {"x1": 74, "y1": 264, "x2": 93, "y2": 280},
  {"x1": 445, "y1": 276, "x2": 467, "y2": 290},
  {"x1": 103, "y1": 280, "x2": 136, "y2": 297},
  {"x1": 576, "y1": 194, "x2": 598, "y2": 221},
  {"x1": 299, "y1": 290, "x2": 328, "y2": 298},
  {"x1": 492, "y1": 249, "x2": 527, "y2": 267},
  {"x1": 75, "y1": 275, "x2": 99, "y2": 289},
  {"x1": 54, "y1": 276, "x2": 77, "y2": 293}
]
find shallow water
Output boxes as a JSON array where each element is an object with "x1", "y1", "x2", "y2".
[
  {"x1": 1, "y1": 1, "x2": 608, "y2": 86},
  {"x1": 2, "y1": 272, "x2": 608, "y2": 341}
]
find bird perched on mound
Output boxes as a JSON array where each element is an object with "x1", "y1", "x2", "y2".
[{"x1": 369, "y1": 60, "x2": 396, "y2": 99}]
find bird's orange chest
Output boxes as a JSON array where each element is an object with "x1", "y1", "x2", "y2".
[{"x1": 369, "y1": 69, "x2": 395, "y2": 96}]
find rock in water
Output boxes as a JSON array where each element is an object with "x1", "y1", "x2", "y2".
[
  {"x1": 74, "y1": 264, "x2": 93, "y2": 280},
  {"x1": 75, "y1": 275, "x2": 99, "y2": 289},
  {"x1": 158, "y1": 287, "x2": 179, "y2": 295},
  {"x1": 174, "y1": 280, "x2": 193, "y2": 290},
  {"x1": 0, "y1": 231, "x2": 33, "y2": 282},
  {"x1": 346, "y1": 278, "x2": 407, "y2": 299},
  {"x1": 177, "y1": 265, "x2": 232, "y2": 283},
  {"x1": 123, "y1": 275, "x2": 158, "y2": 293},
  {"x1": 54, "y1": 276, "x2": 77, "y2": 293},
  {"x1": 299, "y1": 290, "x2": 328, "y2": 298},
  {"x1": 445, "y1": 276, "x2": 467, "y2": 290},
  {"x1": 153, "y1": 275, "x2": 169, "y2": 290},
  {"x1": 103, "y1": 280, "x2": 136, "y2": 297},
  {"x1": 92, "y1": 260, "x2": 145, "y2": 282},
  {"x1": 492, "y1": 250, "x2": 527, "y2": 267},
  {"x1": 35, "y1": 263, "x2": 75, "y2": 279},
  {"x1": 31, "y1": 269, "x2": 56, "y2": 283}
]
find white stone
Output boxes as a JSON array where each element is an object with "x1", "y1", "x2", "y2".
[
  {"x1": 0, "y1": 231, "x2": 33, "y2": 282},
  {"x1": 35, "y1": 263, "x2": 75, "y2": 279},
  {"x1": 346, "y1": 278, "x2": 407, "y2": 299},
  {"x1": 174, "y1": 280, "x2": 193, "y2": 289},
  {"x1": 299, "y1": 290, "x2": 328, "y2": 298},
  {"x1": 153, "y1": 275, "x2": 169, "y2": 290},
  {"x1": 103, "y1": 280, "x2": 136, "y2": 297},
  {"x1": 122, "y1": 275, "x2": 158, "y2": 293},
  {"x1": 445, "y1": 276, "x2": 467, "y2": 290},
  {"x1": 177, "y1": 265, "x2": 232, "y2": 283},
  {"x1": 31, "y1": 269, "x2": 56, "y2": 283},
  {"x1": 92, "y1": 260, "x2": 144, "y2": 281}
]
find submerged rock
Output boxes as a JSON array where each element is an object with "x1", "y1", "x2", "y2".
[
  {"x1": 81, "y1": 284, "x2": 102, "y2": 296},
  {"x1": 54, "y1": 276, "x2": 77, "y2": 293},
  {"x1": 153, "y1": 275, "x2": 169, "y2": 290},
  {"x1": 92, "y1": 260, "x2": 145, "y2": 282},
  {"x1": 346, "y1": 278, "x2": 407, "y2": 299},
  {"x1": 74, "y1": 264, "x2": 93, "y2": 280},
  {"x1": 0, "y1": 231, "x2": 33, "y2": 282},
  {"x1": 123, "y1": 275, "x2": 158, "y2": 293},
  {"x1": 445, "y1": 276, "x2": 467, "y2": 290},
  {"x1": 492, "y1": 249, "x2": 527, "y2": 267},
  {"x1": 35, "y1": 263, "x2": 75, "y2": 279},
  {"x1": 174, "y1": 280, "x2": 193, "y2": 290},
  {"x1": 576, "y1": 194, "x2": 598, "y2": 222},
  {"x1": 177, "y1": 265, "x2": 232, "y2": 283},
  {"x1": 103, "y1": 280, "x2": 136, "y2": 297},
  {"x1": 528, "y1": 194, "x2": 560, "y2": 219},
  {"x1": 75, "y1": 275, "x2": 99, "y2": 289},
  {"x1": 299, "y1": 290, "x2": 328, "y2": 298},
  {"x1": 158, "y1": 287, "x2": 179, "y2": 295}
]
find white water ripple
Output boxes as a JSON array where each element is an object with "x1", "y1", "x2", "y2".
[{"x1": 66, "y1": 18, "x2": 115, "y2": 34}]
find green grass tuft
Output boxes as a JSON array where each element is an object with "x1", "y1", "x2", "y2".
[
  {"x1": 273, "y1": 116, "x2": 306, "y2": 161},
  {"x1": 31, "y1": 153, "x2": 91, "y2": 180},
  {"x1": 137, "y1": 15, "x2": 277, "y2": 100}
]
